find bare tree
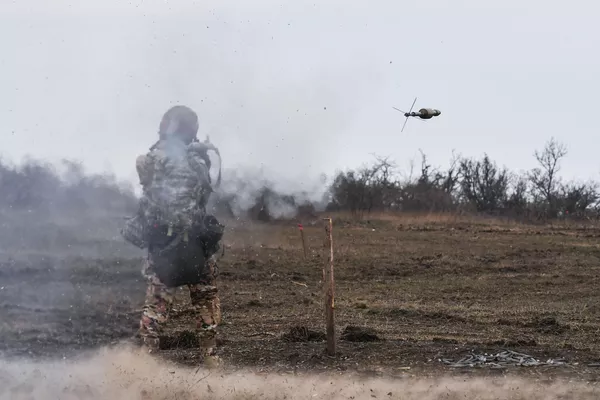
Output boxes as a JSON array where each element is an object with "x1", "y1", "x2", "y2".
[
  {"x1": 398, "y1": 150, "x2": 456, "y2": 212},
  {"x1": 371, "y1": 154, "x2": 396, "y2": 187},
  {"x1": 436, "y1": 150, "x2": 461, "y2": 195},
  {"x1": 328, "y1": 155, "x2": 400, "y2": 216},
  {"x1": 529, "y1": 137, "x2": 568, "y2": 211},
  {"x1": 459, "y1": 154, "x2": 509, "y2": 212},
  {"x1": 416, "y1": 149, "x2": 432, "y2": 185}
]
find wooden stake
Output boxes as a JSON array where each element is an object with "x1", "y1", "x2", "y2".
[
  {"x1": 323, "y1": 217, "x2": 335, "y2": 356},
  {"x1": 298, "y1": 223, "x2": 307, "y2": 259}
]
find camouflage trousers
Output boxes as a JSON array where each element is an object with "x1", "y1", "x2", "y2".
[{"x1": 138, "y1": 255, "x2": 221, "y2": 357}]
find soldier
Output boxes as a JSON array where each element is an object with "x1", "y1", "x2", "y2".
[{"x1": 123, "y1": 105, "x2": 224, "y2": 367}]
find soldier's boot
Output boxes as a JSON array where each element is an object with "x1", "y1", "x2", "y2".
[
  {"x1": 138, "y1": 315, "x2": 162, "y2": 354},
  {"x1": 138, "y1": 272, "x2": 175, "y2": 355},
  {"x1": 189, "y1": 284, "x2": 221, "y2": 368},
  {"x1": 197, "y1": 331, "x2": 221, "y2": 369},
  {"x1": 139, "y1": 337, "x2": 160, "y2": 354}
]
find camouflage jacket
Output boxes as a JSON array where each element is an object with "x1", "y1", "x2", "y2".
[{"x1": 135, "y1": 138, "x2": 213, "y2": 230}]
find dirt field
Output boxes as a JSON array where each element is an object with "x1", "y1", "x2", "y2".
[{"x1": 2, "y1": 212, "x2": 600, "y2": 388}]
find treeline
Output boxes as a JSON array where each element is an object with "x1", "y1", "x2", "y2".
[
  {"x1": 0, "y1": 157, "x2": 317, "y2": 222},
  {"x1": 0, "y1": 158, "x2": 137, "y2": 214},
  {"x1": 326, "y1": 138, "x2": 600, "y2": 222},
  {"x1": 1, "y1": 137, "x2": 597, "y2": 223}
]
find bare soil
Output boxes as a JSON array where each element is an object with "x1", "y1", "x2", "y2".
[{"x1": 2, "y1": 213, "x2": 600, "y2": 382}]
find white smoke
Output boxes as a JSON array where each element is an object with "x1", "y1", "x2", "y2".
[{"x1": 209, "y1": 165, "x2": 329, "y2": 220}]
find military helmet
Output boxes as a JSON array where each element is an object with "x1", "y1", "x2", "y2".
[{"x1": 158, "y1": 105, "x2": 199, "y2": 144}]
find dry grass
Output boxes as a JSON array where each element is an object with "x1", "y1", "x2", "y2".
[{"x1": 318, "y1": 210, "x2": 600, "y2": 230}]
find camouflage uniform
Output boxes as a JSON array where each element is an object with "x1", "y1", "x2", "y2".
[
  {"x1": 135, "y1": 138, "x2": 214, "y2": 231},
  {"x1": 128, "y1": 105, "x2": 223, "y2": 364},
  {"x1": 139, "y1": 253, "x2": 221, "y2": 358}
]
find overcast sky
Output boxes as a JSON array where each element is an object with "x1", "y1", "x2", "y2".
[{"x1": 1, "y1": 0, "x2": 598, "y2": 190}]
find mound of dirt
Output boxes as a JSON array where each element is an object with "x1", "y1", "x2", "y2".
[
  {"x1": 526, "y1": 317, "x2": 570, "y2": 335},
  {"x1": 340, "y1": 326, "x2": 381, "y2": 342},
  {"x1": 281, "y1": 326, "x2": 326, "y2": 342},
  {"x1": 489, "y1": 337, "x2": 538, "y2": 347}
]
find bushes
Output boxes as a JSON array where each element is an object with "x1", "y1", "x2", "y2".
[{"x1": 326, "y1": 138, "x2": 599, "y2": 222}]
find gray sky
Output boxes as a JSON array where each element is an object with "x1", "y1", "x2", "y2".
[{"x1": 2, "y1": 0, "x2": 598, "y2": 189}]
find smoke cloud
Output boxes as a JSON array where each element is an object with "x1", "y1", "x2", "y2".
[
  {"x1": 208, "y1": 165, "x2": 328, "y2": 220},
  {"x1": 0, "y1": 345, "x2": 597, "y2": 400}
]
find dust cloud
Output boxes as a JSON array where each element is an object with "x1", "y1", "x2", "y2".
[{"x1": 0, "y1": 345, "x2": 597, "y2": 400}]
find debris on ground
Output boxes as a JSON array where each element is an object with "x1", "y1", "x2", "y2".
[
  {"x1": 340, "y1": 326, "x2": 382, "y2": 342},
  {"x1": 440, "y1": 350, "x2": 568, "y2": 368},
  {"x1": 587, "y1": 362, "x2": 600, "y2": 367},
  {"x1": 281, "y1": 326, "x2": 326, "y2": 342}
]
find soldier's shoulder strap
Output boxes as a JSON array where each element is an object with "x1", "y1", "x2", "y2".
[{"x1": 188, "y1": 137, "x2": 222, "y2": 188}]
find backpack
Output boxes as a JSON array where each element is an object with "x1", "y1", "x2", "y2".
[
  {"x1": 146, "y1": 214, "x2": 224, "y2": 287},
  {"x1": 121, "y1": 137, "x2": 224, "y2": 286},
  {"x1": 138, "y1": 139, "x2": 214, "y2": 231}
]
